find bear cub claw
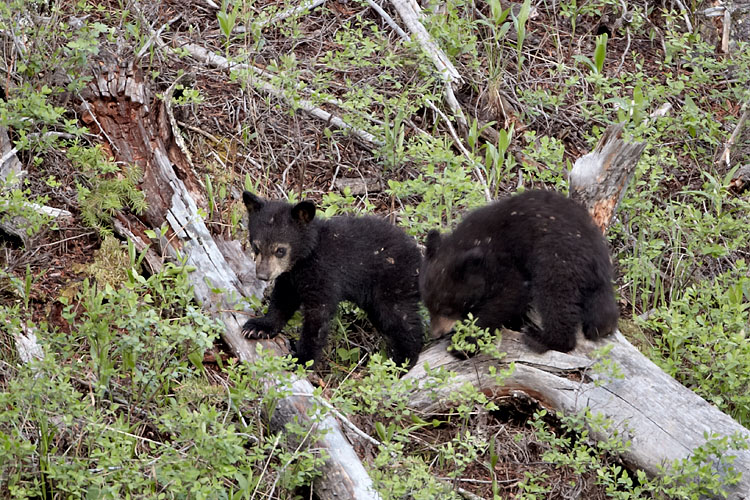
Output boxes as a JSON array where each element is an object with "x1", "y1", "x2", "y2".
[{"x1": 241, "y1": 318, "x2": 279, "y2": 339}]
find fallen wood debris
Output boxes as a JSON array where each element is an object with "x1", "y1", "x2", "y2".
[{"x1": 1, "y1": 127, "x2": 73, "y2": 244}]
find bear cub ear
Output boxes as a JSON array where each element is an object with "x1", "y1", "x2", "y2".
[
  {"x1": 425, "y1": 230, "x2": 442, "y2": 260},
  {"x1": 242, "y1": 191, "x2": 264, "y2": 214},
  {"x1": 291, "y1": 200, "x2": 316, "y2": 224}
]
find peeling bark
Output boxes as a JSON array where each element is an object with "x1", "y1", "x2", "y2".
[{"x1": 569, "y1": 122, "x2": 646, "y2": 231}]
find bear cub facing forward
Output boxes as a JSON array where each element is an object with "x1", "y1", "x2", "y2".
[
  {"x1": 420, "y1": 190, "x2": 618, "y2": 353},
  {"x1": 241, "y1": 191, "x2": 423, "y2": 368}
]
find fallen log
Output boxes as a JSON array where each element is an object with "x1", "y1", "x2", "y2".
[
  {"x1": 406, "y1": 331, "x2": 750, "y2": 498},
  {"x1": 80, "y1": 51, "x2": 381, "y2": 500}
]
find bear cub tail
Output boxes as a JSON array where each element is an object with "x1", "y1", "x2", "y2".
[
  {"x1": 240, "y1": 191, "x2": 424, "y2": 369},
  {"x1": 420, "y1": 189, "x2": 618, "y2": 354}
]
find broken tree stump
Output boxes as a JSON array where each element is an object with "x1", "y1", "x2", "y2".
[{"x1": 569, "y1": 122, "x2": 647, "y2": 231}]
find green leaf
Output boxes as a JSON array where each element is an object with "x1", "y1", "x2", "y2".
[{"x1": 594, "y1": 33, "x2": 608, "y2": 73}]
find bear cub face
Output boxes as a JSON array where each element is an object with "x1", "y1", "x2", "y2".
[
  {"x1": 241, "y1": 191, "x2": 424, "y2": 369},
  {"x1": 420, "y1": 189, "x2": 618, "y2": 354},
  {"x1": 420, "y1": 232, "x2": 489, "y2": 337},
  {"x1": 243, "y1": 191, "x2": 315, "y2": 281}
]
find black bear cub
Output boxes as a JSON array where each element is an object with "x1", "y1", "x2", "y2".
[
  {"x1": 420, "y1": 189, "x2": 618, "y2": 353},
  {"x1": 241, "y1": 191, "x2": 423, "y2": 368}
]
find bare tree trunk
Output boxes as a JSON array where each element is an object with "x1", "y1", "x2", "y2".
[{"x1": 80, "y1": 51, "x2": 381, "y2": 500}]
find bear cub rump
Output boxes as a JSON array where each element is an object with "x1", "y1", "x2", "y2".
[
  {"x1": 241, "y1": 191, "x2": 423, "y2": 368},
  {"x1": 420, "y1": 190, "x2": 618, "y2": 353}
]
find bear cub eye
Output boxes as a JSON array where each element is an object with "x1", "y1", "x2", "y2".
[
  {"x1": 275, "y1": 247, "x2": 287, "y2": 258},
  {"x1": 251, "y1": 243, "x2": 260, "y2": 255}
]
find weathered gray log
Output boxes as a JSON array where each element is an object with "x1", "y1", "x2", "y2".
[
  {"x1": 569, "y1": 122, "x2": 646, "y2": 231},
  {"x1": 406, "y1": 332, "x2": 750, "y2": 499},
  {"x1": 81, "y1": 52, "x2": 382, "y2": 500}
]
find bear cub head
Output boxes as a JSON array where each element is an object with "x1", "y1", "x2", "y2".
[
  {"x1": 420, "y1": 229, "x2": 487, "y2": 338},
  {"x1": 242, "y1": 191, "x2": 317, "y2": 281}
]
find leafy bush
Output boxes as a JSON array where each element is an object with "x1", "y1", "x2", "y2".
[
  {"x1": 0, "y1": 262, "x2": 325, "y2": 499},
  {"x1": 519, "y1": 410, "x2": 748, "y2": 499},
  {"x1": 69, "y1": 144, "x2": 147, "y2": 235},
  {"x1": 643, "y1": 265, "x2": 750, "y2": 425}
]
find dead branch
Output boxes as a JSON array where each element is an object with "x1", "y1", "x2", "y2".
[
  {"x1": 233, "y1": 0, "x2": 327, "y2": 32},
  {"x1": 388, "y1": 0, "x2": 461, "y2": 85},
  {"x1": 428, "y1": 101, "x2": 492, "y2": 202},
  {"x1": 388, "y1": 0, "x2": 468, "y2": 131},
  {"x1": 719, "y1": 102, "x2": 749, "y2": 169},
  {"x1": 1, "y1": 127, "x2": 73, "y2": 243},
  {"x1": 179, "y1": 41, "x2": 383, "y2": 149},
  {"x1": 365, "y1": 0, "x2": 409, "y2": 40}
]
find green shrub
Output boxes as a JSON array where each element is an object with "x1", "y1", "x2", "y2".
[
  {"x1": 0, "y1": 262, "x2": 325, "y2": 499},
  {"x1": 642, "y1": 265, "x2": 750, "y2": 425}
]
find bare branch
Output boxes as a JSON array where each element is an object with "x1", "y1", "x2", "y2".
[{"x1": 179, "y1": 41, "x2": 383, "y2": 149}]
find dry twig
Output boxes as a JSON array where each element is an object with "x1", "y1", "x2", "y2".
[
  {"x1": 180, "y1": 42, "x2": 383, "y2": 149},
  {"x1": 719, "y1": 102, "x2": 749, "y2": 169}
]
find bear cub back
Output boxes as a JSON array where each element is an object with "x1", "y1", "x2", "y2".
[
  {"x1": 420, "y1": 189, "x2": 618, "y2": 353},
  {"x1": 241, "y1": 191, "x2": 423, "y2": 368}
]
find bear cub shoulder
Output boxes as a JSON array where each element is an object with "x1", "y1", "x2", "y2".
[
  {"x1": 420, "y1": 189, "x2": 618, "y2": 353},
  {"x1": 241, "y1": 191, "x2": 423, "y2": 368}
]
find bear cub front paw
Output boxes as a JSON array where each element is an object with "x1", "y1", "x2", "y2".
[{"x1": 242, "y1": 317, "x2": 279, "y2": 339}]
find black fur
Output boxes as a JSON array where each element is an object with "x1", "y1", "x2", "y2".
[
  {"x1": 420, "y1": 189, "x2": 618, "y2": 353},
  {"x1": 241, "y1": 192, "x2": 424, "y2": 368}
]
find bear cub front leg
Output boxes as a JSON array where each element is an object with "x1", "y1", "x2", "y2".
[
  {"x1": 292, "y1": 304, "x2": 335, "y2": 366},
  {"x1": 242, "y1": 274, "x2": 301, "y2": 339}
]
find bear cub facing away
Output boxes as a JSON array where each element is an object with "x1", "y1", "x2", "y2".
[
  {"x1": 420, "y1": 189, "x2": 618, "y2": 353},
  {"x1": 241, "y1": 191, "x2": 423, "y2": 368}
]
